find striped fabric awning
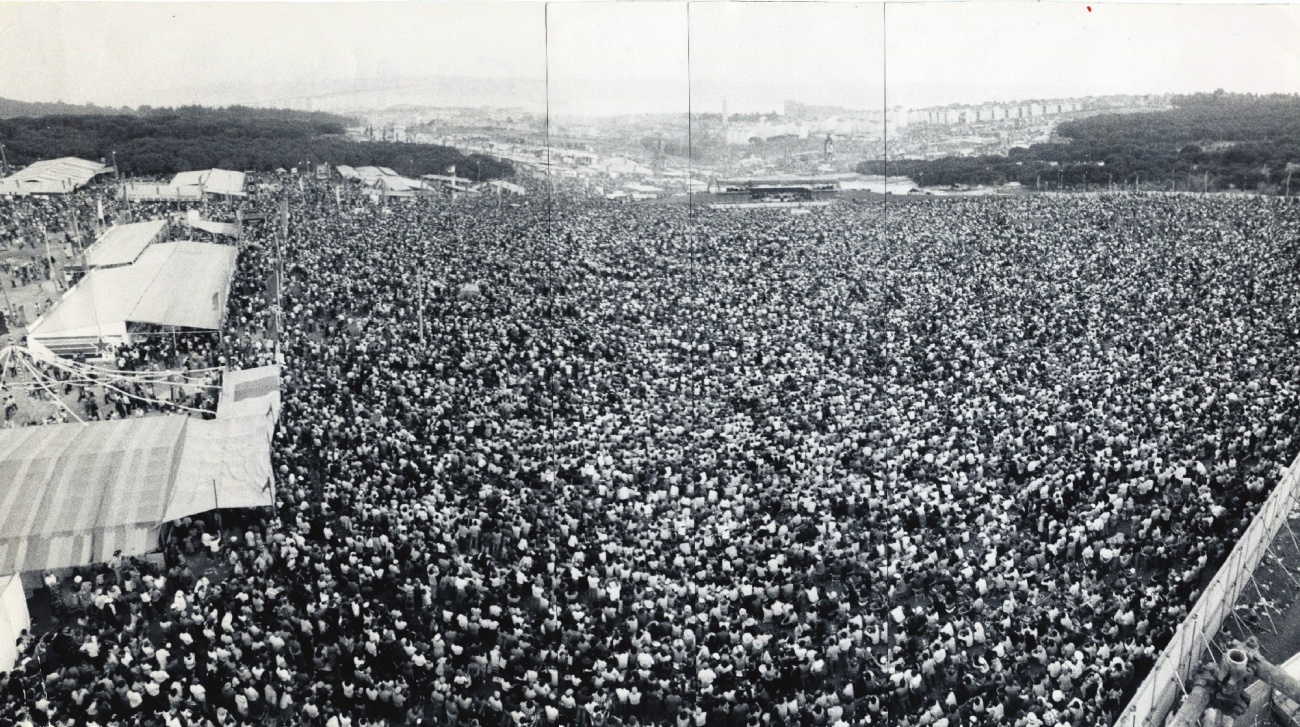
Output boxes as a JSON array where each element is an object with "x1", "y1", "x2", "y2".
[{"x1": 0, "y1": 412, "x2": 275, "y2": 576}]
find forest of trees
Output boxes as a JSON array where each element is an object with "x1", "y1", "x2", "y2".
[
  {"x1": 0, "y1": 96, "x2": 134, "y2": 119},
  {"x1": 859, "y1": 92, "x2": 1300, "y2": 193},
  {"x1": 0, "y1": 106, "x2": 512, "y2": 180}
]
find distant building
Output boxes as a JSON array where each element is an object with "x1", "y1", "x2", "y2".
[{"x1": 712, "y1": 175, "x2": 842, "y2": 205}]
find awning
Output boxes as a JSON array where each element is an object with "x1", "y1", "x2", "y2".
[
  {"x1": 171, "y1": 169, "x2": 246, "y2": 197},
  {"x1": 28, "y1": 241, "x2": 237, "y2": 342},
  {"x1": 85, "y1": 219, "x2": 167, "y2": 268},
  {"x1": 0, "y1": 157, "x2": 111, "y2": 196},
  {"x1": 189, "y1": 219, "x2": 239, "y2": 238},
  {"x1": 0, "y1": 411, "x2": 275, "y2": 575}
]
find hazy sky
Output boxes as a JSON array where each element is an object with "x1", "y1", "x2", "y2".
[
  {"x1": 0, "y1": 2, "x2": 548, "y2": 109},
  {"x1": 0, "y1": 2, "x2": 1297, "y2": 115},
  {"x1": 887, "y1": 3, "x2": 1300, "y2": 108},
  {"x1": 547, "y1": 2, "x2": 687, "y2": 119},
  {"x1": 690, "y1": 3, "x2": 884, "y2": 115}
]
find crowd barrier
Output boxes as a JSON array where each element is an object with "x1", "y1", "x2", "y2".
[{"x1": 1114, "y1": 452, "x2": 1300, "y2": 727}]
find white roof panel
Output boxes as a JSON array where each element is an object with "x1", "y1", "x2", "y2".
[
  {"x1": 167, "y1": 169, "x2": 246, "y2": 197},
  {"x1": 126, "y1": 242, "x2": 237, "y2": 329},
  {"x1": 29, "y1": 241, "x2": 237, "y2": 340},
  {"x1": 85, "y1": 219, "x2": 166, "y2": 268}
]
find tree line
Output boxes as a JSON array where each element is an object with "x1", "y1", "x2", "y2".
[
  {"x1": 0, "y1": 96, "x2": 134, "y2": 119},
  {"x1": 0, "y1": 106, "x2": 513, "y2": 180},
  {"x1": 859, "y1": 91, "x2": 1300, "y2": 193}
]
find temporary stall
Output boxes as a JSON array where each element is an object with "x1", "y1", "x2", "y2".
[
  {"x1": 27, "y1": 241, "x2": 236, "y2": 357},
  {"x1": 0, "y1": 157, "x2": 111, "y2": 196},
  {"x1": 0, "y1": 411, "x2": 275, "y2": 576}
]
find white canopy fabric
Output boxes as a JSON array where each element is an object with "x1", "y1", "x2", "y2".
[
  {"x1": 189, "y1": 219, "x2": 239, "y2": 237},
  {"x1": 122, "y1": 183, "x2": 203, "y2": 202},
  {"x1": 85, "y1": 219, "x2": 167, "y2": 268},
  {"x1": 171, "y1": 169, "x2": 246, "y2": 197},
  {"x1": 0, "y1": 411, "x2": 275, "y2": 575},
  {"x1": 0, "y1": 575, "x2": 30, "y2": 673},
  {"x1": 0, "y1": 416, "x2": 182, "y2": 574},
  {"x1": 165, "y1": 415, "x2": 275, "y2": 522},
  {"x1": 219, "y1": 366, "x2": 281, "y2": 421},
  {"x1": 28, "y1": 241, "x2": 237, "y2": 346},
  {"x1": 0, "y1": 157, "x2": 110, "y2": 196}
]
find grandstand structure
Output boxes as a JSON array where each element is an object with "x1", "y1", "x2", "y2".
[
  {"x1": 710, "y1": 176, "x2": 842, "y2": 208},
  {"x1": 0, "y1": 157, "x2": 111, "y2": 196}
]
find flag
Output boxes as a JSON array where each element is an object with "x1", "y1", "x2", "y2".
[{"x1": 264, "y1": 269, "x2": 280, "y2": 307}]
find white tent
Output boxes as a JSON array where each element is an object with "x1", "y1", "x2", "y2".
[
  {"x1": 27, "y1": 241, "x2": 237, "y2": 357},
  {"x1": 122, "y1": 169, "x2": 246, "y2": 202},
  {"x1": 171, "y1": 169, "x2": 245, "y2": 197},
  {"x1": 0, "y1": 575, "x2": 29, "y2": 672},
  {"x1": 0, "y1": 157, "x2": 111, "y2": 196},
  {"x1": 84, "y1": 219, "x2": 167, "y2": 269},
  {"x1": 0, "y1": 363, "x2": 279, "y2": 575},
  {"x1": 0, "y1": 411, "x2": 274, "y2": 575}
]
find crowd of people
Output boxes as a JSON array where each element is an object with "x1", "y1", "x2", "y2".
[{"x1": 1, "y1": 179, "x2": 1300, "y2": 727}]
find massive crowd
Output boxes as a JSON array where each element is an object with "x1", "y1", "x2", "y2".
[{"x1": 2, "y1": 179, "x2": 1300, "y2": 727}]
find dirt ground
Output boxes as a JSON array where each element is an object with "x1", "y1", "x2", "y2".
[
  {"x1": 1216, "y1": 508, "x2": 1300, "y2": 665},
  {"x1": 0, "y1": 232, "x2": 78, "y2": 337}
]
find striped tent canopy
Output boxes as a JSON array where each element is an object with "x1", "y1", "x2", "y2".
[{"x1": 0, "y1": 412, "x2": 274, "y2": 575}]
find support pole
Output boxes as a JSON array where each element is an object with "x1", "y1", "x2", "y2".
[{"x1": 1166, "y1": 671, "x2": 1213, "y2": 727}]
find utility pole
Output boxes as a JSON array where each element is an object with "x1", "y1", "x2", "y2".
[
  {"x1": 1204, "y1": 171, "x2": 1209, "y2": 195},
  {"x1": 1286, "y1": 169, "x2": 1292, "y2": 198},
  {"x1": 41, "y1": 224, "x2": 56, "y2": 289},
  {"x1": 68, "y1": 206, "x2": 80, "y2": 254},
  {"x1": 417, "y1": 273, "x2": 425, "y2": 344},
  {"x1": 0, "y1": 143, "x2": 8, "y2": 176},
  {"x1": 0, "y1": 273, "x2": 13, "y2": 318},
  {"x1": 275, "y1": 197, "x2": 286, "y2": 360}
]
